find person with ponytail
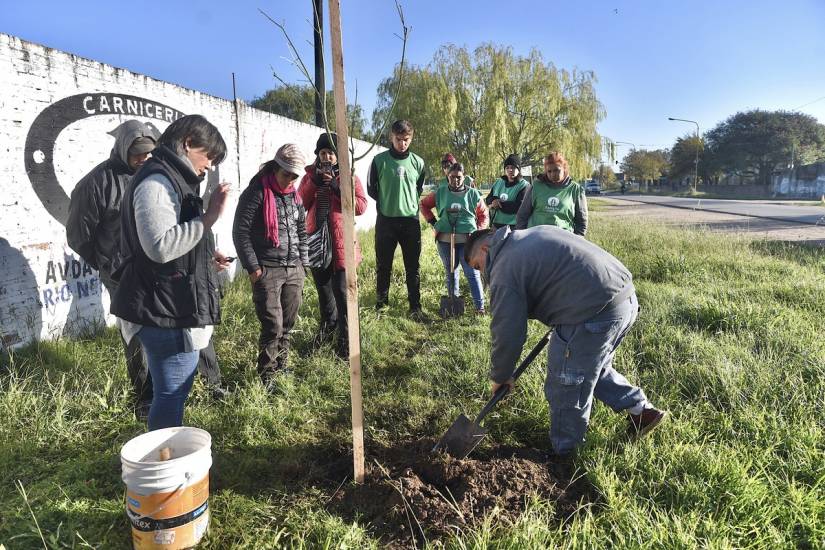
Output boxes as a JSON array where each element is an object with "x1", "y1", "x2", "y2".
[{"x1": 233, "y1": 144, "x2": 309, "y2": 388}]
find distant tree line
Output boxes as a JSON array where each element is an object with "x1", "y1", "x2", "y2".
[{"x1": 620, "y1": 110, "x2": 825, "y2": 187}]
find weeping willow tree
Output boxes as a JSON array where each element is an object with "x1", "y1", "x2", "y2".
[{"x1": 372, "y1": 43, "x2": 605, "y2": 182}]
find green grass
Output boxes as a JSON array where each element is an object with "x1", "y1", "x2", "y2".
[{"x1": 1, "y1": 213, "x2": 824, "y2": 549}]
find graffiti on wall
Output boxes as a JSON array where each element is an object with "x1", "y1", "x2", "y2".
[{"x1": 4, "y1": 92, "x2": 223, "y2": 347}]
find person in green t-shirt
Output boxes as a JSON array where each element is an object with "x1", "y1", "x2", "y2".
[
  {"x1": 420, "y1": 163, "x2": 489, "y2": 313},
  {"x1": 367, "y1": 120, "x2": 428, "y2": 320},
  {"x1": 515, "y1": 152, "x2": 588, "y2": 236},
  {"x1": 485, "y1": 154, "x2": 531, "y2": 230}
]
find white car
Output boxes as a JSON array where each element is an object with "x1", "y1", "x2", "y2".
[{"x1": 585, "y1": 181, "x2": 601, "y2": 195}]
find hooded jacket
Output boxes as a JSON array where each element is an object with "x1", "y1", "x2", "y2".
[
  {"x1": 298, "y1": 164, "x2": 368, "y2": 271},
  {"x1": 66, "y1": 120, "x2": 157, "y2": 285}
]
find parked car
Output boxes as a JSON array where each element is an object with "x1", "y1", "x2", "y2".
[{"x1": 585, "y1": 180, "x2": 601, "y2": 195}]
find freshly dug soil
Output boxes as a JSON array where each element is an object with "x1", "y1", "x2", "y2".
[{"x1": 326, "y1": 440, "x2": 594, "y2": 548}]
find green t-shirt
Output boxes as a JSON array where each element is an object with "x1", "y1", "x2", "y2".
[
  {"x1": 528, "y1": 180, "x2": 583, "y2": 232},
  {"x1": 434, "y1": 186, "x2": 482, "y2": 234},
  {"x1": 489, "y1": 177, "x2": 529, "y2": 226},
  {"x1": 373, "y1": 150, "x2": 425, "y2": 218}
]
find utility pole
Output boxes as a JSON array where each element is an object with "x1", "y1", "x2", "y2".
[
  {"x1": 668, "y1": 117, "x2": 700, "y2": 193},
  {"x1": 312, "y1": 0, "x2": 325, "y2": 127}
]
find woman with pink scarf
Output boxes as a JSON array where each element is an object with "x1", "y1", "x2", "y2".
[{"x1": 232, "y1": 144, "x2": 309, "y2": 389}]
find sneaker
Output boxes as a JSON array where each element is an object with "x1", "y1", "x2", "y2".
[
  {"x1": 409, "y1": 308, "x2": 429, "y2": 323},
  {"x1": 209, "y1": 385, "x2": 231, "y2": 402},
  {"x1": 627, "y1": 407, "x2": 668, "y2": 438},
  {"x1": 375, "y1": 297, "x2": 389, "y2": 311},
  {"x1": 475, "y1": 308, "x2": 486, "y2": 316}
]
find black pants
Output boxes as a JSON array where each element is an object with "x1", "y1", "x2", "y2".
[
  {"x1": 311, "y1": 264, "x2": 348, "y2": 341},
  {"x1": 375, "y1": 214, "x2": 421, "y2": 310},
  {"x1": 252, "y1": 265, "x2": 305, "y2": 377}
]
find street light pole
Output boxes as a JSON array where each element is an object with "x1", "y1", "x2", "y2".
[{"x1": 668, "y1": 117, "x2": 700, "y2": 193}]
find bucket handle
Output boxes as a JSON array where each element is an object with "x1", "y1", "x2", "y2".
[{"x1": 126, "y1": 471, "x2": 191, "y2": 522}]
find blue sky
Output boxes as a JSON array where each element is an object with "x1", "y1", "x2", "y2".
[{"x1": 4, "y1": 0, "x2": 825, "y2": 162}]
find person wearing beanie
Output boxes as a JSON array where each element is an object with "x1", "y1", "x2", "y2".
[
  {"x1": 299, "y1": 132, "x2": 368, "y2": 358},
  {"x1": 485, "y1": 153, "x2": 531, "y2": 230},
  {"x1": 233, "y1": 143, "x2": 309, "y2": 387},
  {"x1": 420, "y1": 162, "x2": 489, "y2": 313},
  {"x1": 367, "y1": 119, "x2": 429, "y2": 320},
  {"x1": 515, "y1": 151, "x2": 588, "y2": 236}
]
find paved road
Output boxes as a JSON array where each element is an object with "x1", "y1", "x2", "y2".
[{"x1": 606, "y1": 195, "x2": 825, "y2": 226}]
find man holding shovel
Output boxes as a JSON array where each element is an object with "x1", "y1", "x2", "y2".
[{"x1": 463, "y1": 225, "x2": 667, "y2": 456}]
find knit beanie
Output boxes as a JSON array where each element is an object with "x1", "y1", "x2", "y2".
[
  {"x1": 441, "y1": 153, "x2": 457, "y2": 165},
  {"x1": 314, "y1": 132, "x2": 338, "y2": 154},
  {"x1": 503, "y1": 154, "x2": 521, "y2": 169},
  {"x1": 273, "y1": 143, "x2": 306, "y2": 176}
]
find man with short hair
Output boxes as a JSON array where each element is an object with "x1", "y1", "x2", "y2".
[
  {"x1": 464, "y1": 225, "x2": 667, "y2": 456},
  {"x1": 367, "y1": 120, "x2": 428, "y2": 319}
]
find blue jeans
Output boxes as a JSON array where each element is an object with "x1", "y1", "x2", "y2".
[
  {"x1": 545, "y1": 293, "x2": 647, "y2": 454},
  {"x1": 436, "y1": 241, "x2": 485, "y2": 310},
  {"x1": 137, "y1": 326, "x2": 199, "y2": 431}
]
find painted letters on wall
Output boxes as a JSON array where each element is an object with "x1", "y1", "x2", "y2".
[{"x1": 0, "y1": 33, "x2": 379, "y2": 349}]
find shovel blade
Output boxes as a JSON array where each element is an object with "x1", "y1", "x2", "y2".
[
  {"x1": 439, "y1": 296, "x2": 465, "y2": 319},
  {"x1": 432, "y1": 414, "x2": 488, "y2": 459}
]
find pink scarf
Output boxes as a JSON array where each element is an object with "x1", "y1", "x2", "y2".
[{"x1": 262, "y1": 173, "x2": 301, "y2": 247}]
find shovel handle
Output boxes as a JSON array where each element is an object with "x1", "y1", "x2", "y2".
[{"x1": 474, "y1": 330, "x2": 552, "y2": 424}]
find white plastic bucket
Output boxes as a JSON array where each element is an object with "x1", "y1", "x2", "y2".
[{"x1": 120, "y1": 427, "x2": 212, "y2": 549}]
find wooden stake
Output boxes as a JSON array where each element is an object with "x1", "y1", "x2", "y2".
[{"x1": 327, "y1": 0, "x2": 365, "y2": 484}]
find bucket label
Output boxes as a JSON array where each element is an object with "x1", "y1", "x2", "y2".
[
  {"x1": 127, "y1": 501, "x2": 209, "y2": 532},
  {"x1": 128, "y1": 497, "x2": 141, "y2": 509}
]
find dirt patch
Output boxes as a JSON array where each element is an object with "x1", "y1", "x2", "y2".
[{"x1": 326, "y1": 440, "x2": 594, "y2": 548}]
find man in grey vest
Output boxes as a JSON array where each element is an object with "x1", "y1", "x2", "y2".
[{"x1": 464, "y1": 226, "x2": 667, "y2": 456}]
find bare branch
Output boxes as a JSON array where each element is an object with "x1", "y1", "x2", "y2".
[{"x1": 353, "y1": 0, "x2": 409, "y2": 162}]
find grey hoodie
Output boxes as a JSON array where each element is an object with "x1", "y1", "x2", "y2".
[{"x1": 486, "y1": 226, "x2": 634, "y2": 383}]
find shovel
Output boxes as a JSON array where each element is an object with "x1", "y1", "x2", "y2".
[
  {"x1": 433, "y1": 330, "x2": 552, "y2": 458},
  {"x1": 439, "y1": 207, "x2": 464, "y2": 319}
]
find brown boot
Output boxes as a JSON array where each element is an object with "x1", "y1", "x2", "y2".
[{"x1": 627, "y1": 407, "x2": 668, "y2": 438}]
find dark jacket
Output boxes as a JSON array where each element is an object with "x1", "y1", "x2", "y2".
[
  {"x1": 232, "y1": 172, "x2": 309, "y2": 273},
  {"x1": 66, "y1": 120, "x2": 158, "y2": 285},
  {"x1": 110, "y1": 145, "x2": 221, "y2": 328}
]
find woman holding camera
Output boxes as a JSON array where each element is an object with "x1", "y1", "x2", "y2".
[{"x1": 298, "y1": 132, "x2": 367, "y2": 358}]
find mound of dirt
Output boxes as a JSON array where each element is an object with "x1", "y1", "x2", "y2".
[{"x1": 326, "y1": 440, "x2": 594, "y2": 548}]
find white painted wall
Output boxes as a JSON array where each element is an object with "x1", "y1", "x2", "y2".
[{"x1": 0, "y1": 33, "x2": 381, "y2": 349}]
